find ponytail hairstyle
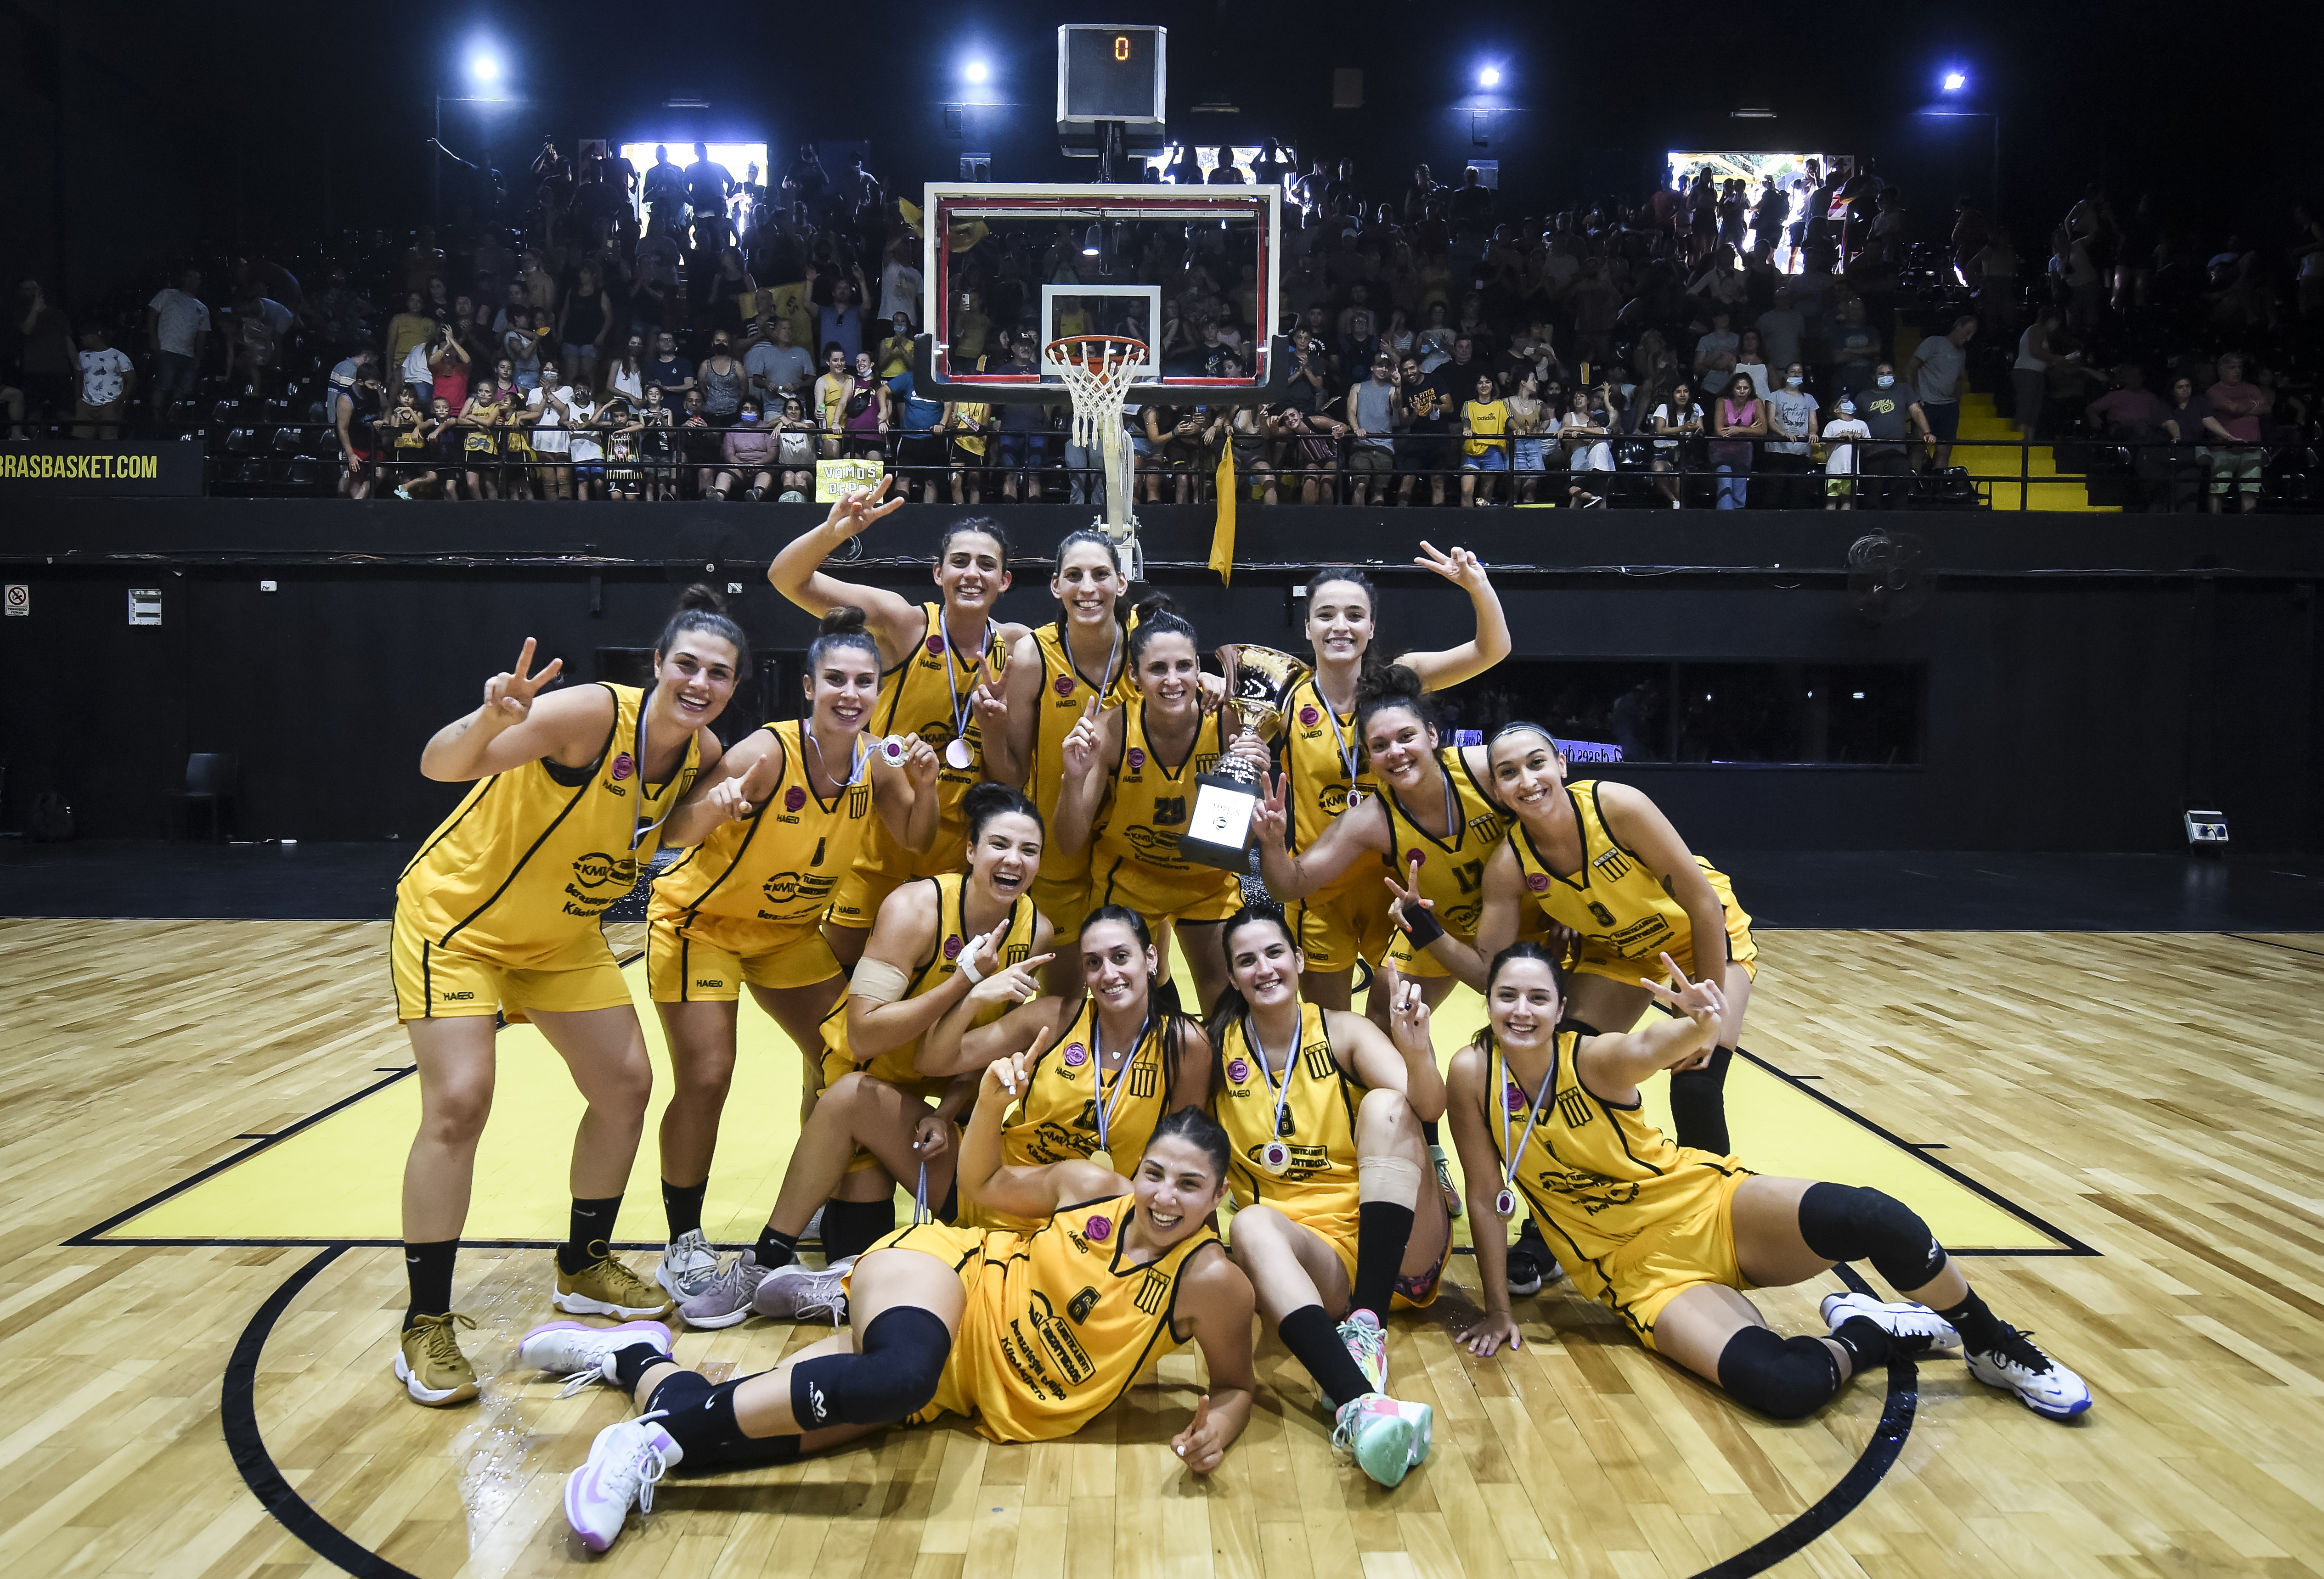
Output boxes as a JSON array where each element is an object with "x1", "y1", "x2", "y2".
[
  {"x1": 1354, "y1": 661, "x2": 1441, "y2": 740},
  {"x1": 1488, "y1": 719, "x2": 1563, "y2": 758},
  {"x1": 805, "y1": 604, "x2": 879, "y2": 673},
  {"x1": 1473, "y1": 939, "x2": 1568, "y2": 1054},
  {"x1": 1125, "y1": 594, "x2": 1196, "y2": 670},
  {"x1": 1202, "y1": 903, "x2": 1300, "y2": 1052},
  {"x1": 938, "y1": 516, "x2": 1012, "y2": 569},
  {"x1": 962, "y1": 780, "x2": 1043, "y2": 846},
  {"x1": 1080, "y1": 904, "x2": 1200, "y2": 1111},
  {"x1": 1140, "y1": 1104, "x2": 1233, "y2": 1188},
  {"x1": 657, "y1": 584, "x2": 749, "y2": 669},
  {"x1": 1304, "y1": 567, "x2": 1391, "y2": 690}
]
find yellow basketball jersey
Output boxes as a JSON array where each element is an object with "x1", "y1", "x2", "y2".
[
  {"x1": 1026, "y1": 619, "x2": 1134, "y2": 885},
  {"x1": 1280, "y1": 674, "x2": 1381, "y2": 854},
  {"x1": 1092, "y1": 696, "x2": 1233, "y2": 886},
  {"x1": 1509, "y1": 780, "x2": 1744, "y2": 965},
  {"x1": 820, "y1": 872, "x2": 1039, "y2": 1086},
  {"x1": 863, "y1": 603, "x2": 1011, "y2": 882},
  {"x1": 1001, "y1": 998, "x2": 1174, "y2": 1168},
  {"x1": 397, "y1": 682, "x2": 702, "y2": 968},
  {"x1": 1486, "y1": 1030, "x2": 1745, "y2": 1278},
  {"x1": 1212, "y1": 1002, "x2": 1362, "y2": 1216},
  {"x1": 649, "y1": 720, "x2": 878, "y2": 928},
  {"x1": 1379, "y1": 746, "x2": 1512, "y2": 944},
  {"x1": 936, "y1": 1194, "x2": 1220, "y2": 1442}
]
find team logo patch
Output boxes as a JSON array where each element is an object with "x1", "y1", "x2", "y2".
[
  {"x1": 610, "y1": 753, "x2": 634, "y2": 781},
  {"x1": 943, "y1": 934, "x2": 964, "y2": 960},
  {"x1": 1408, "y1": 848, "x2": 1427, "y2": 866},
  {"x1": 784, "y1": 786, "x2": 807, "y2": 813},
  {"x1": 1084, "y1": 1214, "x2": 1112, "y2": 1242},
  {"x1": 1062, "y1": 1042, "x2": 1088, "y2": 1068},
  {"x1": 1299, "y1": 704, "x2": 1320, "y2": 726},
  {"x1": 1225, "y1": 1057, "x2": 1250, "y2": 1084},
  {"x1": 1506, "y1": 1081, "x2": 1529, "y2": 1114},
  {"x1": 926, "y1": 634, "x2": 945, "y2": 656},
  {"x1": 1054, "y1": 674, "x2": 1075, "y2": 696},
  {"x1": 1526, "y1": 872, "x2": 1551, "y2": 892},
  {"x1": 1127, "y1": 747, "x2": 1145, "y2": 770}
]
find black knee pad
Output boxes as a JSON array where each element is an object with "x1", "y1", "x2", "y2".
[
  {"x1": 1798, "y1": 1182, "x2": 1947, "y2": 1292},
  {"x1": 789, "y1": 1305, "x2": 951, "y2": 1427},
  {"x1": 820, "y1": 1196, "x2": 898, "y2": 1264},
  {"x1": 1716, "y1": 1325, "x2": 1841, "y2": 1420},
  {"x1": 1667, "y1": 1045, "x2": 1734, "y2": 1154},
  {"x1": 647, "y1": 1371, "x2": 800, "y2": 1470}
]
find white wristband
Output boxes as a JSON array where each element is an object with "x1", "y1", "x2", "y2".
[{"x1": 958, "y1": 953, "x2": 984, "y2": 986}]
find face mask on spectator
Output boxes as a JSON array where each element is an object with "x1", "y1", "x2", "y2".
[
  {"x1": 1787, "y1": 376, "x2": 1804, "y2": 388},
  {"x1": 1838, "y1": 400, "x2": 1857, "y2": 416},
  {"x1": 1876, "y1": 375, "x2": 1895, "y2": 388}
]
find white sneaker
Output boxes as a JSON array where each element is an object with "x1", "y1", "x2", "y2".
[
  {"x1": 1337, "y1": 1308, "x2": 1388, "y2": 1395},
  {"x1": 751, "y1": 1256, "x2": 853, "y2": 1323},
  {"x1": 517, "y1": 1319, "x2": 673, "y2": 1397},
  {"x1": 1821, "y1": 1292, "x2": 1962, "y2": 1353},
  {"x1": 1389, "y1": 1397, "x2": 1433, "y2": 1467},
  {"x1": 1331, "y1": 1394, "x2": 1418, "y2": 1488},
  {"x1": 1966, "y1": 1325, "x2": 2092, "y2": 1420},
  {"x1": 563, "y1": 1414, "x2": 684, "y2": 1553},
  {"x1": 656, "y1": 1229, "x2": 720, "y2": 1300}
]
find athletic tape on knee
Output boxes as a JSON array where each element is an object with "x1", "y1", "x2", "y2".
[
  {"x1": 1715, "y1": 1326, "x2": 1842, "y2": 1421},
  {"x1": 789, "y1": 1305, "x2": 951, "y2": 1427},
  {"x1": 1798, "y1": 1183, "x2": 1948, "y2": 1292},
  {"x1": 1358, "y1": 1155, "x2": 1424, "y2": 1209},
  {"x1": 848, "y1": 959, "x2": 910, "y2": 1005}
]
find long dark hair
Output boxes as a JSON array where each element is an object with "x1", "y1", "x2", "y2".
[
  {"x1": 1126, "y1": 595, "x2": 1195, "y2": 670},
  {"x1": 1202, "y1": 903, "x2": 1300, "y2": 1053},
  {"x1": 1079, "y1": 904, "x2": 1199, "y2": 1112},
  {"x1": 657, "y1": 584, "x2": 748, "y2": 668}
]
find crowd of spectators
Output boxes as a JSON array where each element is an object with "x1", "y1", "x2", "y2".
[{"x1": 5, "y1": 141, "x2": 2317, "y2": 511}]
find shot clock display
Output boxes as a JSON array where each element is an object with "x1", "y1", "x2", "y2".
[{"x1": 1056, "y1": 23, "x2": 1166, "y2": 154}]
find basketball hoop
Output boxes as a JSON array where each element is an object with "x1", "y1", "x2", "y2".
[{"x1": 1046, "y1": 334, "x2": 1149, "y2": 580}]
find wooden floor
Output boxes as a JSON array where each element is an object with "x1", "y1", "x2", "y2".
[{"x1": 5, "y1": 919, "x2": 2324, "y2": 1579}]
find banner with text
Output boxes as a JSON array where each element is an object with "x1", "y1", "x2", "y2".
[{"x1": 0, "y1": 444, "x2": 205, "y2": 496}]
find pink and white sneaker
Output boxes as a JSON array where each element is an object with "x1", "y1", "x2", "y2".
[{"x1": 564, "y1": 1414, "x2": 684, "y2": 1552}]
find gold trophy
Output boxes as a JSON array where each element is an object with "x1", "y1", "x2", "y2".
[{"x1": 1177, "y1": 644, "x2": 1312, "y2": 872}]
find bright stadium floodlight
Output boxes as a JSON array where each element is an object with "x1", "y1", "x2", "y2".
[
  {"x1": 1942, "y1": 71, "x2": 1966, "y2": 91},
  {"x1": 965, "y1": 59, "x2": 990, "y2": 84},
  {"x1": 1479, "y1": 66, "x2": 1501, "y2": 86},
  {"x1": 469, "y1": 51, "x2": 502, "y2": 86},
  {"x1": 1082, "y1": 224, "x2": 1103, "y2": 257}
]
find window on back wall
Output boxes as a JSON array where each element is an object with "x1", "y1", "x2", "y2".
[{"x1": 1431, "y1": 661, "x2": 1922, "y2": 767}]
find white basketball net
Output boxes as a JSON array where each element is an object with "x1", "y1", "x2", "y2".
[{"x1": 1046, "y1": 336, "x2": 1148, "y2": 573}]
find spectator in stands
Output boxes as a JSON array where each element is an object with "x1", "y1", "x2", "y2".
[
  {"x1": 2202, "y1": 352, "x2": 2269, "y2": 513},
  {"x1": 879, "y1": 235, "x2": 924, "y2": 328},
  {"x1": 747, "y1": 313, "x2": 813, "y2": 405},
  {"x1": 1251, "y1": 140, "x2": 1292, "y2": 189},
  {"x1": 877, "y1": 315, "x2": 915, "y2": 381},
  {"x1": 812, "y1": 345, "x2": 854, "y2": 457},
  {"x1": 1344, "y1": 353, "x2": 1397, "y2": 504},
  {"x1": 1648, "y1": 378, "x2": 1704, "y2": 507},
  {"x1": 645, "y1": 330, "x2": 694, "y2": 403},
  {"x1": 709, "y1": 397, "x2": 777, "y2": 500},
  {"x1": 1208, "y1": 146, "x2": 1248, "y2": 185},
  {"x1": 1904, "y1": 314, "x2": 1977, "y2": 472},
  {"x1": 529, "y1": 362, "x2": 578, "y2": 500},
  {"x1": 1709, "y1": 374, "x2": 1766, "y2": 509},
  {"x1": 686, "y1": 142, "x2": 736, "y2": 229},
  {"x1": 503, "y1": 309, "x2": 545, "y2": 392},
  {"x1": 994, "y1": 344, "x2": 1055, "y2": 501},
  {"x1": 1828, "y1": 298, "x2": 1881, "y2": 394},
  {"x1": 2088, "y1": 365, "x2": 2167, "y2": 443},
  {"x1": 782, "y1": 143, "x2": 832, "y2": 215},
  {"x1": 604, "y1": 333, "x2": 647, "y2": 405},
  {"x1": 1755, "y1": 289, "x2": 1804, "y2": 380},
  {"x1": 559, "y1": 263, "x2": 613, "y2": 393},
  {"x1": 385, "y1": 291, "x2": 435, "y2": 399},
  {"x1": 1763, "y1": 363, "x2": 1819, "y2": 508},
  {"x1": 890, "y1": 369, "x2": 948, "y2": 502},
  {"x1": 16, "y1": 280, "x2": 74, "y2": 422},
  {"x1": 1275, "y1": 402, "x2": 1343, "y2": 505},
  {"x1": 636, "y1": 383, "x2": 677, "y2": 499},
  {"x1": 1822, "y1": 395, "x2": 1869, "y2": 510},
  {"x1": 773, "y1": 394, "x2": 818, "y2": 500},
  {"x1": 1458, "y1": 369, "x2": 1510, "y2": 506},
  {"x1": 1394, "y1": 352, "x2": 1452, "y2": 506},
  {"x1": 1856, "y1": 363, "x2": 1930, "y2": 508},
  {"x1": 73, "y1": 322, "x2": 134, "y2": 441},
  {"x1": 817, "y1": 265, "x2": 870, "y2": 365},
  {"x1": 2157, "y1": 374, "x2": 2212, "y2": 511},
  {"x1": 642, "y1": 146, "x2": 686, "y2": 228},
  {"x1": 679, "y1": 387, "x2": 720, "y2": 494},
  {"x1": 147, "y1": 266, "x2": 211, "y2": 421},
  {"x1": 699, "y1": 333, "x2": 747, "y2": 424},
  {"x1": 330, "y1": 357, "x2": 386, "y2": 500},
  {"x1": 946, "y1": 393, "x2": 994, "y2": 503},
  {"x1": 1561, "y1": 382, "x2": 1617, "y2": 508}
]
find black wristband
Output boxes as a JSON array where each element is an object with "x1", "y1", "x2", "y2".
[{"x1": 1399, "y1": 906, "x2": 1446, "y2": 949}]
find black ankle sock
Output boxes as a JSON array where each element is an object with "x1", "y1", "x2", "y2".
[
  {"x1": 559, "y1": 1194, "x2": 623, "y2": 1275},
  {"x1": 1935, "y1": 1288, "x2": 2005, "y2": 1353},
  {"x1": 1668, "y1": 1044, "x2": 1735, "y2": 1154},
  {"x1": 819, "y1": 1198, "x2": 896, "y2": 1264},
  {"x1": 1350, "y1": 1201, "x2": 1415, "y2": 1322},
  {"x1": 662, "y1": 1179, "x2": 708, "y2": 1240},
  {"x1": 1830, "y1": 1315, "x2": 1895, "y2": 1372},
  {"x1": 1279, "y1": 1303, "x2": 1375, "y2": 1410},
  {"x1": 403, "y1": 1239, "x2": 458, "y2": 1328},
  {"x1": 609, "y1": 1340, "x2": 671, "y2": 1394},
  {"x1": 754, "y1": 1225, "x2": 801, "y2": 1269}
]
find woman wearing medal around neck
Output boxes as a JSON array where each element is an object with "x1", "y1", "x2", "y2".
[
  {"x1": 388, "y1": 587, "x2": 739, "y2": 1408},
  {"x1": 1278, "y1": 552, "x2": 1510, "y2": 1015},
  {"x1": 643, "y1": 607, "x2": 942, "y2": 1302},
  {"x1": 1440, "y1": 944, "x2": 2090, "y2": 1425},
  {"x1": 1053, "y1": 604, "x2": 1264, "y2": 1015},
  {"x1": 674, "y1": 783, "x2": 1056, "y2": 1329},
  {"x1": 917, "y1": 905, "x2": 1213, "y2": 1230},
  {"x1": 1205, "y1": 904, "x2": 1450, "y2": 1489},
  {"x1": 1395, "y1": 721, "x2": 1759, "y2": 1159},
  {"x1": 766, "y1": 478, "x2": 1025, "y2": 971}
]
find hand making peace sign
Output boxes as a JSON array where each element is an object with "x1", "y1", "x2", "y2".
[
  {"x1": 1414, "y1": 539, "x2": 1492, "y2": 596},
  {"x1": 822, "y1": 472, "x2": 907, "y2": 544},
  {"x1": 481, "y1": 637, "x2": 564, "y2": 728}
]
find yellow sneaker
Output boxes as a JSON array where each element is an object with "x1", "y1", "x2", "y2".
[
  {"x1": 555, "y1": 1242, "x2": 677, "y2": 1320},
  {"x1": 395, "y1": 1312, "x2": 480, "y2": 1406}
]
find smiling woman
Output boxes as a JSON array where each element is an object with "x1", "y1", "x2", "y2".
[{"x1": 386, "y1": 584, "x2": 743, "y2": 1408}]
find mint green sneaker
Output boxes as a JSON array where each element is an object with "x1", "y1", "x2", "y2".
[{"x1": 1332, "y1": 1393, "x2": 1419, "y2": 1487}]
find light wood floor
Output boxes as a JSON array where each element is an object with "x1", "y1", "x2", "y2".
[{"x1": 4, "y1": 918, "x2": 2324, "y2": 1579}]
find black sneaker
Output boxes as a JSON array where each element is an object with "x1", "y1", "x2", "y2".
[{"x1": 1506, "y1": 1218, "x2": 1560, "y2": 1298}]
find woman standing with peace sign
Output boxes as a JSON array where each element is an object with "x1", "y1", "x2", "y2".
[
  {"x1": 767, "y1": 480, "x2": 1026, "y2": 971},
  {"x1": 388, "y1": 588, "x2": 744, "y2": 1408}
]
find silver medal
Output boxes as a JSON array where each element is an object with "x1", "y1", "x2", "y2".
[
  {"x1": 1494, "y1": 1187, "x2": 1517, "y2": 1219},
  {"x1": 1261, "y1": 1140, "x2": 1290, "y2": 1174},
  {"x1": 879, "y1": 734, "x2": 908, "y2": 766},
  {"x1": 944, "y1": 737, "x2": 973, "y2": 770}
]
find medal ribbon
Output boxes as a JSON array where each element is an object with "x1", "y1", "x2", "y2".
[
  {"x1": 1495, "y1": 1039, "x2": 1562, "y2": 1208},
  {"x1": 1245, "y1": 1013, "x2": 1300, "y2": 1147},
  {"x1": 1090, "y1": 1005, "x2": 1152, "y2": 1158},
  {"x1": 936, "y1": 607, "x2": 983, "y2": 764}
]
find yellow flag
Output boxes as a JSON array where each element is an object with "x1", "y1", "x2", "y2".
[{"x1": 1209, "y1": 445, "x2": 1237, "y2": 584}]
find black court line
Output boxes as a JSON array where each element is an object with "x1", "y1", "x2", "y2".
[
  {"x1": 1736, "y1": 1048, "x2": 2100, "y2": 1257},
  {"x1": 2225, "y1": 932, "x2": 2324, "y2": 960},
  {"x1": 219, "y1": 1246, "x2": 1917, "y2": 1579},
  {"x1": 224, "y1": 1245, "x2": 424, "y2": 1579}
]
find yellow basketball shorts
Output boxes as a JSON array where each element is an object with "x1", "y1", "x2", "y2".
[
  {"x1": 1029, "y1": 868, "x2": 1095, "y2": 943},
  {"x1": 1292, "y1": 866, "x2": 1396, "y2": 975},
  {"x1": 389, "y1": 905, "x2": 633, "y2": 1024},
  {"x1": 1091, "y1": 854, "x2": 1240, "y2": 927},
  {"x1": 1567, "y1": 868, "x2": 1760, "y2": 989},
  {"x1": 645, "y1": 912, "x2": 841, "y2": 1002},
  {"x1": 1549, "y1": 1164, "x2": 1753, "y2": 1352}
]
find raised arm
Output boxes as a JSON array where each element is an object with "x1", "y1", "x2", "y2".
[
  {"x1": 1573, "y1": 955, "x2": 1726, "y2": 1101},
  {"x1": 871, "y1": 733, "x2": 944, "y2": 853},
  {"x1": 1250, "y1": 772, "x2": 1392, "y2": 898},
  {"x1": 1326, "y1": 972, "x2": 1444, "y2": 1122},
  {"x1": 661, "y1": 725, "x2": 782, "y2": 848},
  {"x1": 418, "y1": 638, "x2": 613, "y2": 780},
  {"x1": 1050, "y1": 699, "x2": 1117, "y2": 861},
  {"x1": 981, "y1": 629, "x2": 1047, "y2": 789},
  {"x1": 919, "y1": 984, "x2": 1069, "y2": 1079},
  {"x1": 763, "y1": 478, "x2": 923, "y2": 663},
  {"x1": 1394, "y1": 837, "x2": 1524, "y2": 991},
  {"x1": 956, "y1": 1038, "x2": 1122, "y2": 1214},
  {"x1": 1394, "y1": 542, "x2": 1510, "y2": 691}
]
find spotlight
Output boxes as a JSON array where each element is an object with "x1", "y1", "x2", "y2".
[
  {"x1": 1082, "y1": 224, "x2": 1102, "y2": 257},
  {"x1": 1478, "y1": 66, "x2": 1500, "y2": 86},
  {"x1": 1942, "y1": 71, "x2": 1966, "y2": 91},
  {"x1": 469, "y1": 51, "x2": 502, "y2": 84},
  {"x1": 965, "y1": 60, "x2": 990, "y2": 84}
]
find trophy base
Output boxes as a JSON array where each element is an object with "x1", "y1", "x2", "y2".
[{"x1": 1177, "y1": 771, "x2": 1263, "y2": 874}]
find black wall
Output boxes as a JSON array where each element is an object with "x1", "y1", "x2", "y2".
[{"x1": 5, "y1": 501, "x2": 2317, "y2": 855}]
